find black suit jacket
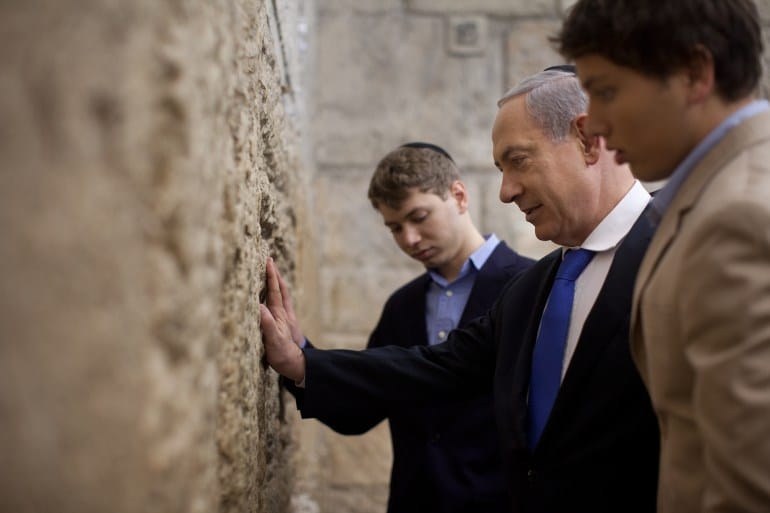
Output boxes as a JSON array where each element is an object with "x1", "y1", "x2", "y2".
[
  {"x1": 296, "y1": 215, "x2": 660, "y2": 513},
  {"x1": 287, "y1": 242, "x2": 534, "y2": 513}
]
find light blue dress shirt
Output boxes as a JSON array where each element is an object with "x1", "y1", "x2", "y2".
[{"x1": 425, "y1": 234, "x2": 500, "y2": 346}]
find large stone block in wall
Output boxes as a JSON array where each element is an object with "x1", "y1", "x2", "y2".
[
  {"x1": 320, "y1": 267, "x2": 420, "y2": 334},
  {"x1": 504, "y1": 19, "x2": 564, "y2": 90},
  {"x1": 313, "y1": 172, "x2": 408, "y2": 268},
  {"x1": 319, "y1": 0, "x2": 402, "y2": 12},
  {"x1": 312, "y1": 171, "x2": 422, "y2": 334},
  {"x1": 321, "y1": 423, "x2": 392, "y2": 491},
  {"x1": 406, "y1": 0, "x2": 556, "y2": 16},
  {"x1": 313, "y1": 9, "x2": 505, "y2": 168}
]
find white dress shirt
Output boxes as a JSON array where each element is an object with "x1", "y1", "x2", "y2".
[{"x1": 558, "y1": 180, "x2": 650, "y2": 381}]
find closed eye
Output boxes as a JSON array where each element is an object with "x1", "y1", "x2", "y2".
[
  {"x1": 508, "y1": 155, "x2": 530, "y2": 169},
  {"x1": 592, "y1": 87, "x2": 615, "y2": 102}
]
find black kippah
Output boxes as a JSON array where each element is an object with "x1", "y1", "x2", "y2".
[
  {"x1": 543, "y1": 64, "x2": 576, "y2": 74},
  {"x1": 400, "y1": 142, "x2": 455, "y2": 163}
]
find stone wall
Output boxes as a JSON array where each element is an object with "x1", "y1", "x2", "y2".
[{"x1": 0, "y1": 1, "x2": 314, "y2": 512}]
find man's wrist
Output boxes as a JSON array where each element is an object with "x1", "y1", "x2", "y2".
[{"x1": 289, "y1": 346, "x2": 307, "y2": 384}]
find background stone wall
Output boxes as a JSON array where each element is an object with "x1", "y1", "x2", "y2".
[{"x1": 0, "y1": 1, "x2": 315, "y2": 512}]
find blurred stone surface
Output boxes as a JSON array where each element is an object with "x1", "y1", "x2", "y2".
[
  {"x1": 406, "y1": 0, "x2": 556, "y2": 16},
  {"x1": 504, "y1": 18, "x2": 565, "y2": 88},
  {"x1": 0, "y1": 1, "x2": 311, "y2": 512}
]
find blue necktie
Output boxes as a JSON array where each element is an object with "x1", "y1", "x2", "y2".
[{"x1": 527, "y1": 248, "x2": 595, "y2": 451}]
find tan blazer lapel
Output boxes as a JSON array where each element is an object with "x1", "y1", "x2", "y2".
[{"x1": 631, "y1": 109, "x2": 770, "y2": 372}]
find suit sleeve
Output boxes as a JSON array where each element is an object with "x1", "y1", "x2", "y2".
[
  {"x1": 280, "y1": 339, "x2": 387, "y2": 434},
  {"x1": 297, "y1": 305, "x2": 501, "y2": 422},
  {"x1": 282, "y1": 292, "x2": 427, "y2": 434},
  {"x1": 682, "y1": 200, "x2": 770, "y2": 512}
]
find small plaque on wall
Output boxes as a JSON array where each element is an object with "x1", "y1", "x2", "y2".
[{"x1": 447, "y1": 16, "x2": 487, "y2": 56}]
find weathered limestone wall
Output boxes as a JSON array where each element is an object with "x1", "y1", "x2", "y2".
[
  {"x1": 298, "y1": 1, "x2": 770, "y2": 512},
  {"x1": 0, "y1": 1, "x2": 315, "y2": 512}
]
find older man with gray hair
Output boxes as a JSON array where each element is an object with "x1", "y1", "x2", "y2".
[{"x1": 260, "y1": 68, "x2": 659, "y2": 513}]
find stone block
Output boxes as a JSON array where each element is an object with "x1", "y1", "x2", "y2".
[
  {"x1": 320, "y1": 266, "x2": 421, "y2": 333},
  {"x1": 406, "y1": 0, "x2": 556, "y2": 16},
  {"x1": 313, "y1": 9, "x2": 505, "y2": 168},
  {"x1": 504, "y1": 19, "x2": 564, "y2": 91},
  {"x1": 313, "y1": 172, "x2": 407, "y2": 268},
  {"x1": 320, "y1": 483, "x2": 390, "y2": 513},
  {"x1": 324, "y1": 422, "x2": 393, "y2": 486},
  {"x1": 319, "y1": 0, "x2": 403, "y2": 13}
]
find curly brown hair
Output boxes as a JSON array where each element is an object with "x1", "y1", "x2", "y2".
[
  {"x1": 368, "y1": 144, "x2": 460, "y2": 210},
  {"x1": 555, "y1": 0, "x2": 762, "y2": 102}
]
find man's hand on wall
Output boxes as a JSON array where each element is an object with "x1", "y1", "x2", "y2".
[{"x1": 259, "y1": 257, "x2": 307, "y2": 383}]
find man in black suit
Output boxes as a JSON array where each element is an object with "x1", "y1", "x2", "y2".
[
  {"x1": 261, "y1": 68, "x2": 660, "y2": 513},
  {"x1": 284, "y1": 143, "x2": 534, "y2": 513}
]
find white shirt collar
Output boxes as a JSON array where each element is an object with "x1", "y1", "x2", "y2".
[{"x1": 571, "y1": 180, "x2": 650, "y2": 253}]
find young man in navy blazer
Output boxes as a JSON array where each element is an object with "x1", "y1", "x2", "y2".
[
  {"x1": 284, "y1": 143, "x2": 534, "y2": 513},
  {"x1": 263, "y1": 69, "x2": 660, "y2": 513}
]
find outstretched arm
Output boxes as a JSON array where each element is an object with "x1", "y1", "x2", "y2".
[
  {"x1": 261, "y1": 259, "x2": 501, "y2": 421},
  {"x1": 259, "y1": 257, "x2": 306, "y2": 383}
]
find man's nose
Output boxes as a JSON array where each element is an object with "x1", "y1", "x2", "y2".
[
  {"x1": 499, "y1": 174, "x2": 522, "y2": 204},
  {"x1": 402, "y1": 225, "x2": 421, "y2": 246},
  {"x1": 585, "y1": 108, "x2": 609, "y2": 138}
]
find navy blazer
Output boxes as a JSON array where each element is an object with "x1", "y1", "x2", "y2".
[
  {"x1": 296, "y1": 214, "x2": 659, "y2": 513},
  {"x1": 287, "y1": 242, "x2": 534, "y2": 513}
]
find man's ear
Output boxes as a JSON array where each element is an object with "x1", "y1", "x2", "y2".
[
  {"x1": 449, "y1": 180, "x2": 469, "y2": 213},
  {"x1": 684, "y1": 44, "x2": 716, "y2": 104},
  {"x1": 573, "y1": 114, "x2": 601, "y2": 165}
]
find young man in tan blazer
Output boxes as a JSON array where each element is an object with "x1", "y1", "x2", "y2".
[{"x1": 557, "y1": 1, "x2": 770, "y2": 512}]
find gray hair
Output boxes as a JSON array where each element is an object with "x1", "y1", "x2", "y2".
[{"x1": 497, "y1": 70, "x2": 587, "y2": 142}]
